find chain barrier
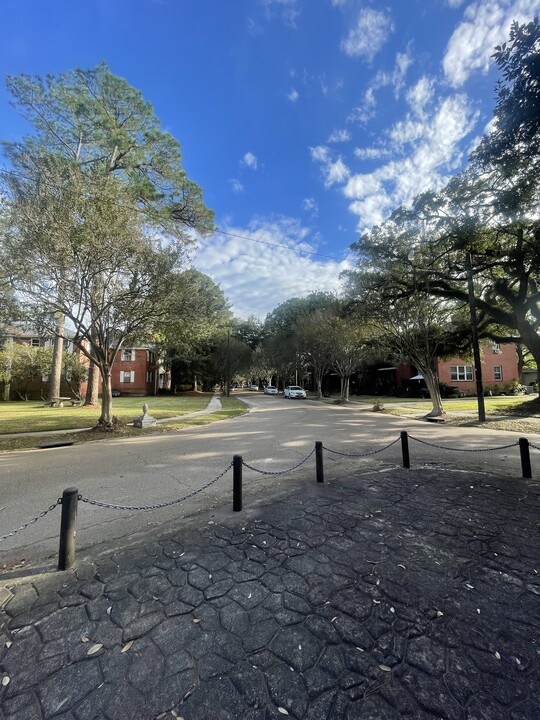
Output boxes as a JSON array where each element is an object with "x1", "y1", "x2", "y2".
[
  {"x1": 323, "y1": 436, "x2": 400, "y2": 458},
  {"x1": 242, "y1": 448, "x2": 316, "y2": 476},
  {"x1": 408, "y1": 435, "x2": 519, "y2": 453},
  {"x1": 529, "y1": 442, "x2": 540, "y2": 452},
  {"x1": 78, "y1": 462, "x2": 233, "y2": 511},
  {"x1": 0, "y1": 500, "x2": 61, "y2": 543}
]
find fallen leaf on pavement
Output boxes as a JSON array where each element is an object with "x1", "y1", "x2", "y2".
[
  {"x1": 87, "y1": 644, "x2": 103, "y2": 655},
  {"x1": 121, "y1": 641, "x2": 134, "y2": 653}
]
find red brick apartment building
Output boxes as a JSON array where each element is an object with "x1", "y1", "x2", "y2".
[
  {"x1": 0, "y1": 326, "x2": 166, "y2": 399},
  {"x1": 437, "y1": 342, "x2": 519, "y2": 393},
  {"x1": 108, "y1": 346, "x2": 162, "y2": 397}
]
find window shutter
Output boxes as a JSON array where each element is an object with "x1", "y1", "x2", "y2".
[{"x1": 131, "y1": 370, "x2": 135, "y2": 383}]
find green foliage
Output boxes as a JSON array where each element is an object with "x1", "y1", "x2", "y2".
[{"x1": 2, "y1": 63, "x2": 215, "y2": 426}]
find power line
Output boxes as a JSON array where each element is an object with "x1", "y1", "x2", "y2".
[
  {"x1": 214, "y1": 229, "x2": 347, "y2": 261},
  {"x1": 0, "y1": 167, "x2": 350, "y2": 262}
]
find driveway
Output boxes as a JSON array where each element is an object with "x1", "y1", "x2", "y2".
[{"x1": 1, "y1": 392, "x2": 538, "y2": 568}]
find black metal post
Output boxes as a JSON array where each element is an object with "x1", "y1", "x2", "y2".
[
  {"x1": 233, "y1": 455, "x2": 242, "y2": 511},
  {"x1": 315, "y1": 441, "x2": 324, "y2": 483},
  {"x1": 401, "y1": 431, "x2": 410, "y2": 469},
  {"x1": 519, "y1": 437, "x2": 532, "y2": 479},
  {"x1": 58, "y1": 487, "x2": 78, "y2": 571}
]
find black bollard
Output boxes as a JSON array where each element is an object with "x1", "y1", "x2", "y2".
[
  {"x1": 58, "y1": 487, "x2": 79, "y2": 571},
  {"x1": 233, "y1": 455, "x2": 243, "y2": 511},
  {"x1": 401, "y1": 431, "x2": 410, "y2": 469},
  {"x1": 315, "y1": 441, "x2": 324, "y2": 483},
  {"x1": 519, "y1": 437, "x2": 532, "y2": 479}
]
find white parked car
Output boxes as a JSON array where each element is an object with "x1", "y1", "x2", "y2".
[
  {"x1": 284, "y1": 385, "x2": 306, "y2": 399},
  {"x1": 249, "y1": 385, "x2": 259, "y2": 391},
  {"x1": 264, "y1": 386, "x2": 278, "y2": 395}
]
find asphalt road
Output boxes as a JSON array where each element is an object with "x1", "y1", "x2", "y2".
[{"x1": 1, "y1": 392, "x2": 538, "y2": 568}]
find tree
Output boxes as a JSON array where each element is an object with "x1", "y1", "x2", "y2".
[
  {"x1": 2, "y1": 63, "x2": 214, "y2": 425},
  {"x1": 295, "y1": 311, "x2": 334, "y2": 399},
  {"x1": 0, "y1": 343, "x2": 53, "y2": 400},
  {"x1": 347, "y1": 223, "x2": 472, "y2": 416},
  {"x1": 263, "y1": 292, "x2": 340, "y2": 389},
  {"x1": 472, "y1": 17, "x2": 540, "y2": 197},
  {"x1": 327, "y1": 317, "x2": 370, "y2": 401},
  {"x1": 159, "y1": 270, "x2": 231, "y2": 392}
]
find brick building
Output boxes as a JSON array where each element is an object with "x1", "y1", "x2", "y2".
[{"x1": 437, "y1": 342, "x2": 519, "y2": 393}]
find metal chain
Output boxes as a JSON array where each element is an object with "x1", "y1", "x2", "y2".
[
  {"x1": 0, "y1": 500, "x2": 61, "y2": 543},
  {"x1": 408, "y1": 435, "x2": 519, "y2": 453},
  {"x1": 323, "y1": 436, "x2": 401, "y2": 458},
  {"x1": 242, "y1": 448, "x2": 315, "y2": 476},
  {"x1": 529, "y1": 442, "x2": 540, "y2": 452},
  {"x1": 78, "y1": 462, "x2": 233, "y2": 511}
]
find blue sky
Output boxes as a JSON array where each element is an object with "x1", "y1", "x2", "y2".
[{"x1": 0, "y1": 0, "x2": 537, "y2": 319}]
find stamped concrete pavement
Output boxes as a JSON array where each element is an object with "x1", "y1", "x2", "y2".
[{"x1": 1, "y1": 458, "x2": 539, "y2": 719}]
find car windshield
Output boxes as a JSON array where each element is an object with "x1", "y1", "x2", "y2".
[{"x1": 289, "y1": 386, "x2": 302, "y2": 390}]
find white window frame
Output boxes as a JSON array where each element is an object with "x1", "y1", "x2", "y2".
[
  {"x1": 121, "y1": 348, "x2": 134, "y2": 362},
  {"x1": 494, "y1": 365, "x2": 503, "y2": 382},
  {"x1": 450, "y1": 365, "x2": 473, "y2": 381},
  {"x1": 121, "y1": 370, "x2": 135, "y2": 383},
  {"x1": 31, "y1": 337, "x2": 40, "y2": 347},
  {"x1": 492, "y1": 342, "x2": 501, "y2": 354}
]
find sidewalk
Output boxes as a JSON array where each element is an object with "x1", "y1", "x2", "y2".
[
  {"x1": 1, "y1": 461, "x2": 539, "y2": 719},
  {"x1": 0, "y1": 396, "x2": 223, "y2": 440}
]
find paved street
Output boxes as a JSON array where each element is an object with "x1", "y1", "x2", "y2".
[
  {"x1": 0, "y1": 459, "x2": 539, "y2": 719},
  {"x1": 0, "y1": 393, "x2": 539, "y2": 568}
]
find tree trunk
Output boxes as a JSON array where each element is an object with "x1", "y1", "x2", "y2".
[
  {"x1": 98, "y1": 366, "x2": 114, "y2": 428},
  {"x1": 343, "y1": 375, "x2": 350, "y2": 401},
  {"x1": 84, "y1": 361, "x2": 99, "y2": 406},
  {"x1": 47, "y1": 314, "x2": 65, "y2": 403},
  {"x1": 193, "y1": 374, "x2": 198, "y2": 392},
  {"x1": 315, "y1": 376, "x2": 322, "y2": 399},
  {"x1": 423, "y1": 368, "x2": 445, "y2": 417}
]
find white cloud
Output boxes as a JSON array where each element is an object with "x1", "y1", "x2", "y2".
[
  {"x1": 230, "y1": 178, "x2": 244, "y2": 194},
  {"x1": 302, "y1": 197, "x2": 319, "y2": 216},
  {"x1": 327, "y1": 129, "x2": 351, "y2": 143},
  {"x1": 194, "y1": 217, "x2": 350, "y2": 318},
  {"x1": 341, "y1": 8, "x2": 394, "y2": 61},
  {"x1": 261, "y1": 0, "x2": 300, "y2": 27},
  {"x1": 287, "y1": 88, "x2": 300, "y2": 102},
  {"x1": 242, "y1": 152, "x2": 258, "y2": 170},
  {"x1": 310, "y1": 146, "x2": 351, "y2": 187},
  {"x1": 310, "y1": 145, "x2": 330, "y2": 163},
  {"x1": 406, "y1": 75, "x2": 435, "y2": 115},
  {"x1": 447, "y1": 0, "x2": 466, "y2": 6},
  {"x1": 343, "y1": 93, "x2": 479, "y2": 231},
  {"x1": 349, "y1": 50, "x2": 413, "y2": 124},
  {"x1": 354, "y1": 146, "x2": 392, "y2": 161},
  {"x1": 443, "y1": 0, "x2": 537, "y2": 87},
  {"x1": 326, "y1": 158, "x2": 351, "y2": 186}
]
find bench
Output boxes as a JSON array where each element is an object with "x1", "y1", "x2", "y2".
[{"x1": 44, "y1": 397, "x2": 82, "y2": 408}]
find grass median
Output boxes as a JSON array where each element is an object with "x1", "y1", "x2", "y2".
[{"x1": 0, "y1": 397, "x2": 248, "y2": 453}]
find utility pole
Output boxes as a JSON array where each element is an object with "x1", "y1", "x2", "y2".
[
  {"x1": 465, "y1": 252, "x2": 486, "y2": 423},
  {"x1": 226, "y1": 327, "x2": 230, "y2": 398}
]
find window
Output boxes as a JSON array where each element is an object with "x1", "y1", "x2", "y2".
[
  {"x1": 121, "y1": 348, "x2": 134, "y2": 361},
  {"x1": 450, "y1": 365, "x2": 473, "y2": 381},
  {"x1": 31, "y1": 337, "x2": 40, "y2": 347},
  {"x1": 492, "y1": 342, "x2": 501, "y2": 354},
  {"x1": 494, "y1": 365, "x2": 503, "y2": 382},
  {"x1": 121, "y1": 370, "x2": 135, "y2": 383}
]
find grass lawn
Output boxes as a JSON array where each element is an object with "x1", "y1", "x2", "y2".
[
  {"x1": 0, "y1": 394, "x2": 215, "y2": 435},
  {"x1": 0, "y1": 397, "x2": 248, "y2": 453},
  {"x1": 380, "y1": 396, "x2": 540, "y2": 415}
]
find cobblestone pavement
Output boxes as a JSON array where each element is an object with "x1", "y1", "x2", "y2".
[{"x1": 0, "y1": 464, "x2": 539, "y2": 720}]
